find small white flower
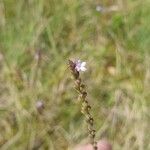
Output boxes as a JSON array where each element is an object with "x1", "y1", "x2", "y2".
[
  {"x1": 36, "y1": 100, "x2": 44, "y2": 109},
  {"x1": 96, "y1": 5, "x2": 103, "y2": 12},
  {"x1": 75, "y1": 60, "x2": 87, "y2": 72}
]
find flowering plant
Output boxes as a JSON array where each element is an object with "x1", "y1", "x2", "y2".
[{"x1": 68, "y1": 59, "x2": 97, "y2": 150}]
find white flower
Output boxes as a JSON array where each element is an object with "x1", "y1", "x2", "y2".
[
  {"x1": 36, "y1": 100, "x2": 44, "y2": 109},
  {"x1": 75, "y1": 60, "x2": 87, "y2": 72},
  {"x1": 96, "y1": 5, "x2": 103, "y2": 12}
]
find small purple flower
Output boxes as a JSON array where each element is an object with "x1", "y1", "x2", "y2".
[
  {"x1": 36, "y1": 100, "x2": 44, "y2": 113},
  {"x1": 75, "y1": 60, "x2": 87, "y2": 72}
]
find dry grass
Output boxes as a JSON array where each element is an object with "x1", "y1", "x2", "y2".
[{"x1": 0, "y1": 0, "x2": 150, "y2": 149}]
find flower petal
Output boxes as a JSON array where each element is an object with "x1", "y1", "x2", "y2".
[
  {"x1": 81, "y1": 62, "x2": 86, "y2": 66},
  {"x1": 81, "y1": 66, "x2": 87, "y2": 71},
  {"x1": 74, "y1": 60, "x2": 87, "y2": 72}
]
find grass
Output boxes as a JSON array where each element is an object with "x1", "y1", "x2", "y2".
[{"x1": 0, "y1": 0, "x2": 150, "y2": 149}]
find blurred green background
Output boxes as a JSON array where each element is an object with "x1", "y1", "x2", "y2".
[{"x1": 0, "y1": 0, "x2": 150, "y2": 149}]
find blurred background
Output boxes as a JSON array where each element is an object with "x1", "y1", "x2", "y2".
[{"x1": 0, "y1": 0, "x2": 150, "y2": 149}]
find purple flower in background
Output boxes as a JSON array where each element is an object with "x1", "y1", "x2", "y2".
[
  {"x1": 96, "y1": 5, "x2": 103, "y2": 12},
  {"x1": 36, "y1": 100, "x2": 45, "y2": 113}
]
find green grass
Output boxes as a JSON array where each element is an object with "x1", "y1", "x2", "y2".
[{"x1": 0, "y1": 0, "x2": 150, "y2": 149}]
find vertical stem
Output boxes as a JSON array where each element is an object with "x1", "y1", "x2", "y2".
[{"x1": 68, "y1": 60, "x2": 97, "y2": 150}]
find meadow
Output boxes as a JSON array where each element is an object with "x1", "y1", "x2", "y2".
[{"x1": 0, "y1": 0, "x2": 150, "y2": 149}]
